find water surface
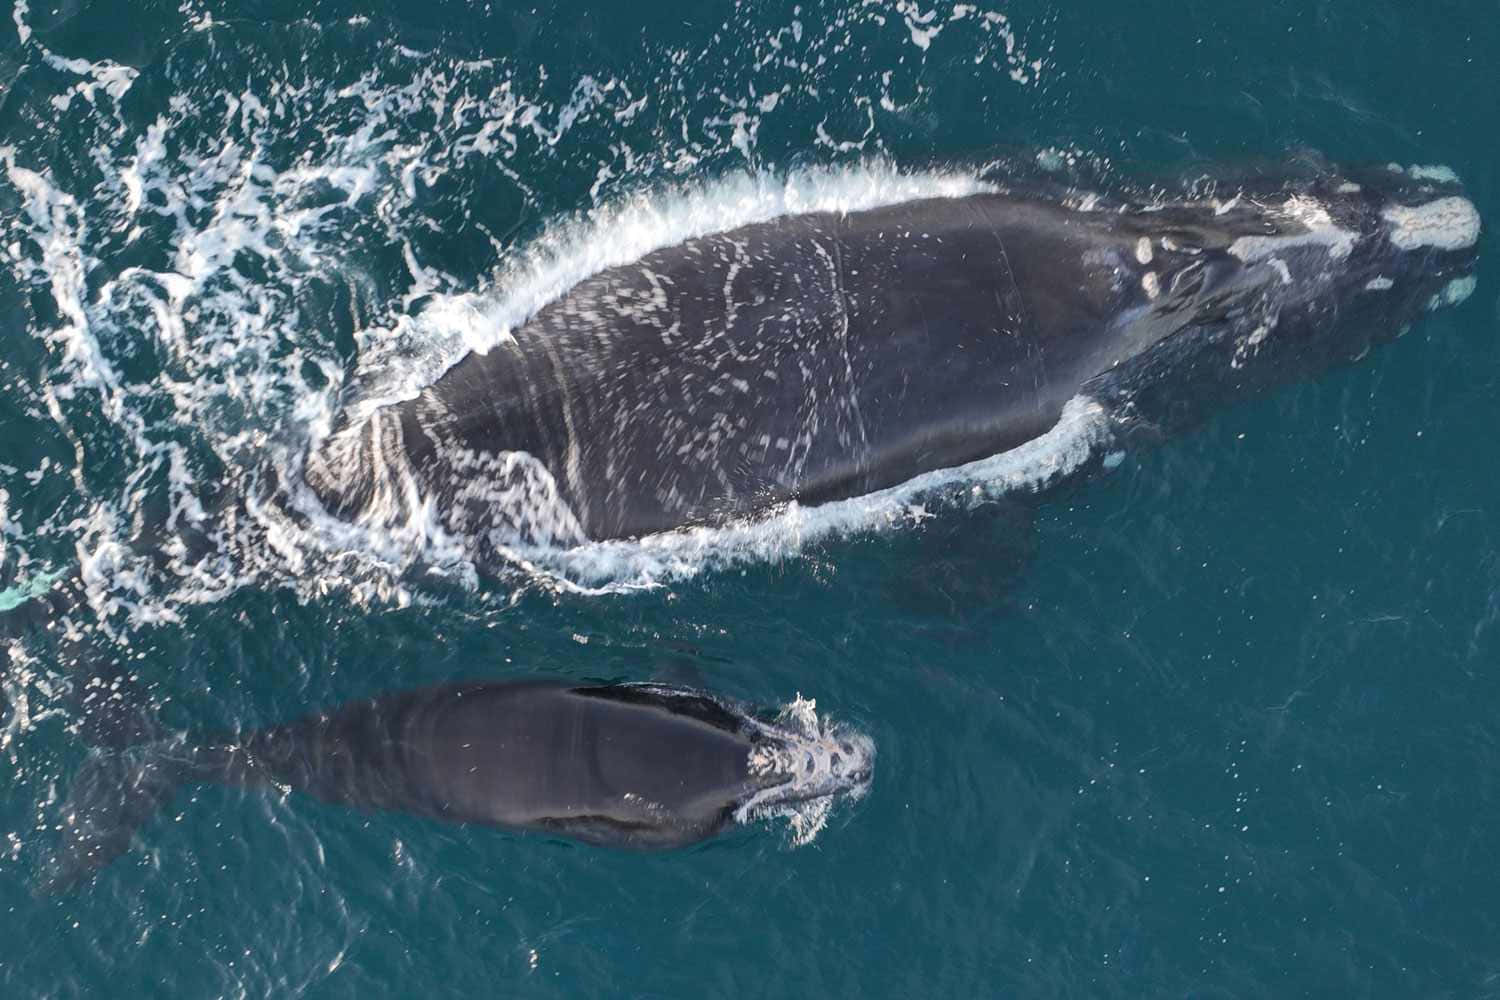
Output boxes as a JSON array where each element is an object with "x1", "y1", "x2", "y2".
[{"x1": 1, "y1": 0, "x2": 1497, "y2": 995}]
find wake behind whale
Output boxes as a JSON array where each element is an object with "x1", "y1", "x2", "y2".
[{"x1": 295, "y1": 158, "x2": 1480, "y2": 591}]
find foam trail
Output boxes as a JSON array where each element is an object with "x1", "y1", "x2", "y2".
[{"x1": 500, "y1": 396, "x2": 1113, "y2": 593}]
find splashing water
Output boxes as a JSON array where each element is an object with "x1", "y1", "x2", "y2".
[{"x1": 0, "y1": 1, "x2": 1058, "y2": 637}]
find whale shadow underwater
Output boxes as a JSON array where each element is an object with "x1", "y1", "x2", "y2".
[{"x1": 42, "y1": 680, "x2": 874, "y2": 891}]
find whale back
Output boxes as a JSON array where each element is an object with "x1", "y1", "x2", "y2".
[
  {"x1": 309, "y1": 193, "x2": 1137, "y2": 541},
  {"x1": 38, "y1": 681, "x2": 780, "y2": 888},
  {"x1": 232, "y1": 681, "x2": 761, "y2": 848}
]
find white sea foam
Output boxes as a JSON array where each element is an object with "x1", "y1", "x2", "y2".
[
  {"x1": 500, "y1": 395, "x2": 1113, "y2": 592},
  {"x1": 1, "y1": 127, "x2": 1102, "y2": 599},
  {"x1": 13, "y1": 0, "x2": 138, "y2": 108},
  {"x1": 0, "y1": 134, "x2": 1110, "y2": 602},
  {"x1": 1, "y1": 645, "x2": 73, "y2": 763},
  {"x1": 0, "y1": 150, "x2": 126, "y2": 417}
]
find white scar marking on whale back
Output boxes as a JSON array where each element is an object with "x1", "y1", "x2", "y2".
[
  {"x1": 1427, "y1": 275, "x2": 1477, "y2": 311},
  {"x1": 1134, "y1": 237, "x2": 1153, "y2": 264},
  {"x1": 1231, "y1": 320, "x2": 1274, "y2": 370},
  {"x1": 1383, "y1": 197, "x2": 1481, "y2": 251},
  {"x1": 513, "y1": 396, "x2": 1115, "y2": 591},
  {"x1": 1365, "y1": 276, "x2": 1394, "y2": 291}
]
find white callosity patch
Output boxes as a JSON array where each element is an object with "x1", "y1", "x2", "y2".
[
  {"x1": 1228, "y1": 195, "x2": 1357, "y2": 263},
  {"x1": 1404, "y1": 164, "x2": 1461, "y2": 184},
  {"x1": 1365, "y1": 277, "x2": 1395, "y2": 292},
  {"x1": 11, "y1": 0, "x2": 31, "y2": 44},
  {"x1": 740, "y1": 694, "x2": 875, "y2": 847},
  {"x1": 1383, "y1": 197, "x2": 1481, "y2": 251},
  {"x1": 1427, "y1": 275, "x2": 1477, "y2": 311}
]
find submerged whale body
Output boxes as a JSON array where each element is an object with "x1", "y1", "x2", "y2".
[
  {"x1": 44, "y1": 681, "x2": 872, "y2": 889},
  {"x1": 305, "y1": 161, "x2": 1481, "y2": 548}
]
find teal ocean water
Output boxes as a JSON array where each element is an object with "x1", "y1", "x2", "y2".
[{"x1": 1, "y1": 0, "x2": 1496, "y2": 995}]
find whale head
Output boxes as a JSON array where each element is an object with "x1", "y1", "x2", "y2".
[
  {"x1": 592, "y1": 684, "x2": 873, "y2": 845},
  {"x1": 734, "y1": 696, "x2": 875, "y2": 842},
  {"x1": 1353, "y1": 165, "x2": 1482, "y2": 325},
  {"x1": 1095, "y1": 162, "x2": 1481, "y2": 419}
]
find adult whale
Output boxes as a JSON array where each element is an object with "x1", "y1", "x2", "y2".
[
  {"x1": 43, "y1": 680, "x2": 872, "y2": 889},
  {"x1": 304, "y1": 161, "x2": 1481, "y2": 548}
]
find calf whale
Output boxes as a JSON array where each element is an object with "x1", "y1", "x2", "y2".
[
  {"x1": 303, "y1": 160, "x2": 1480, "y2": 552},
  {"x1": 44, "y1": 681, "x2": 873, "y2": 889}
]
